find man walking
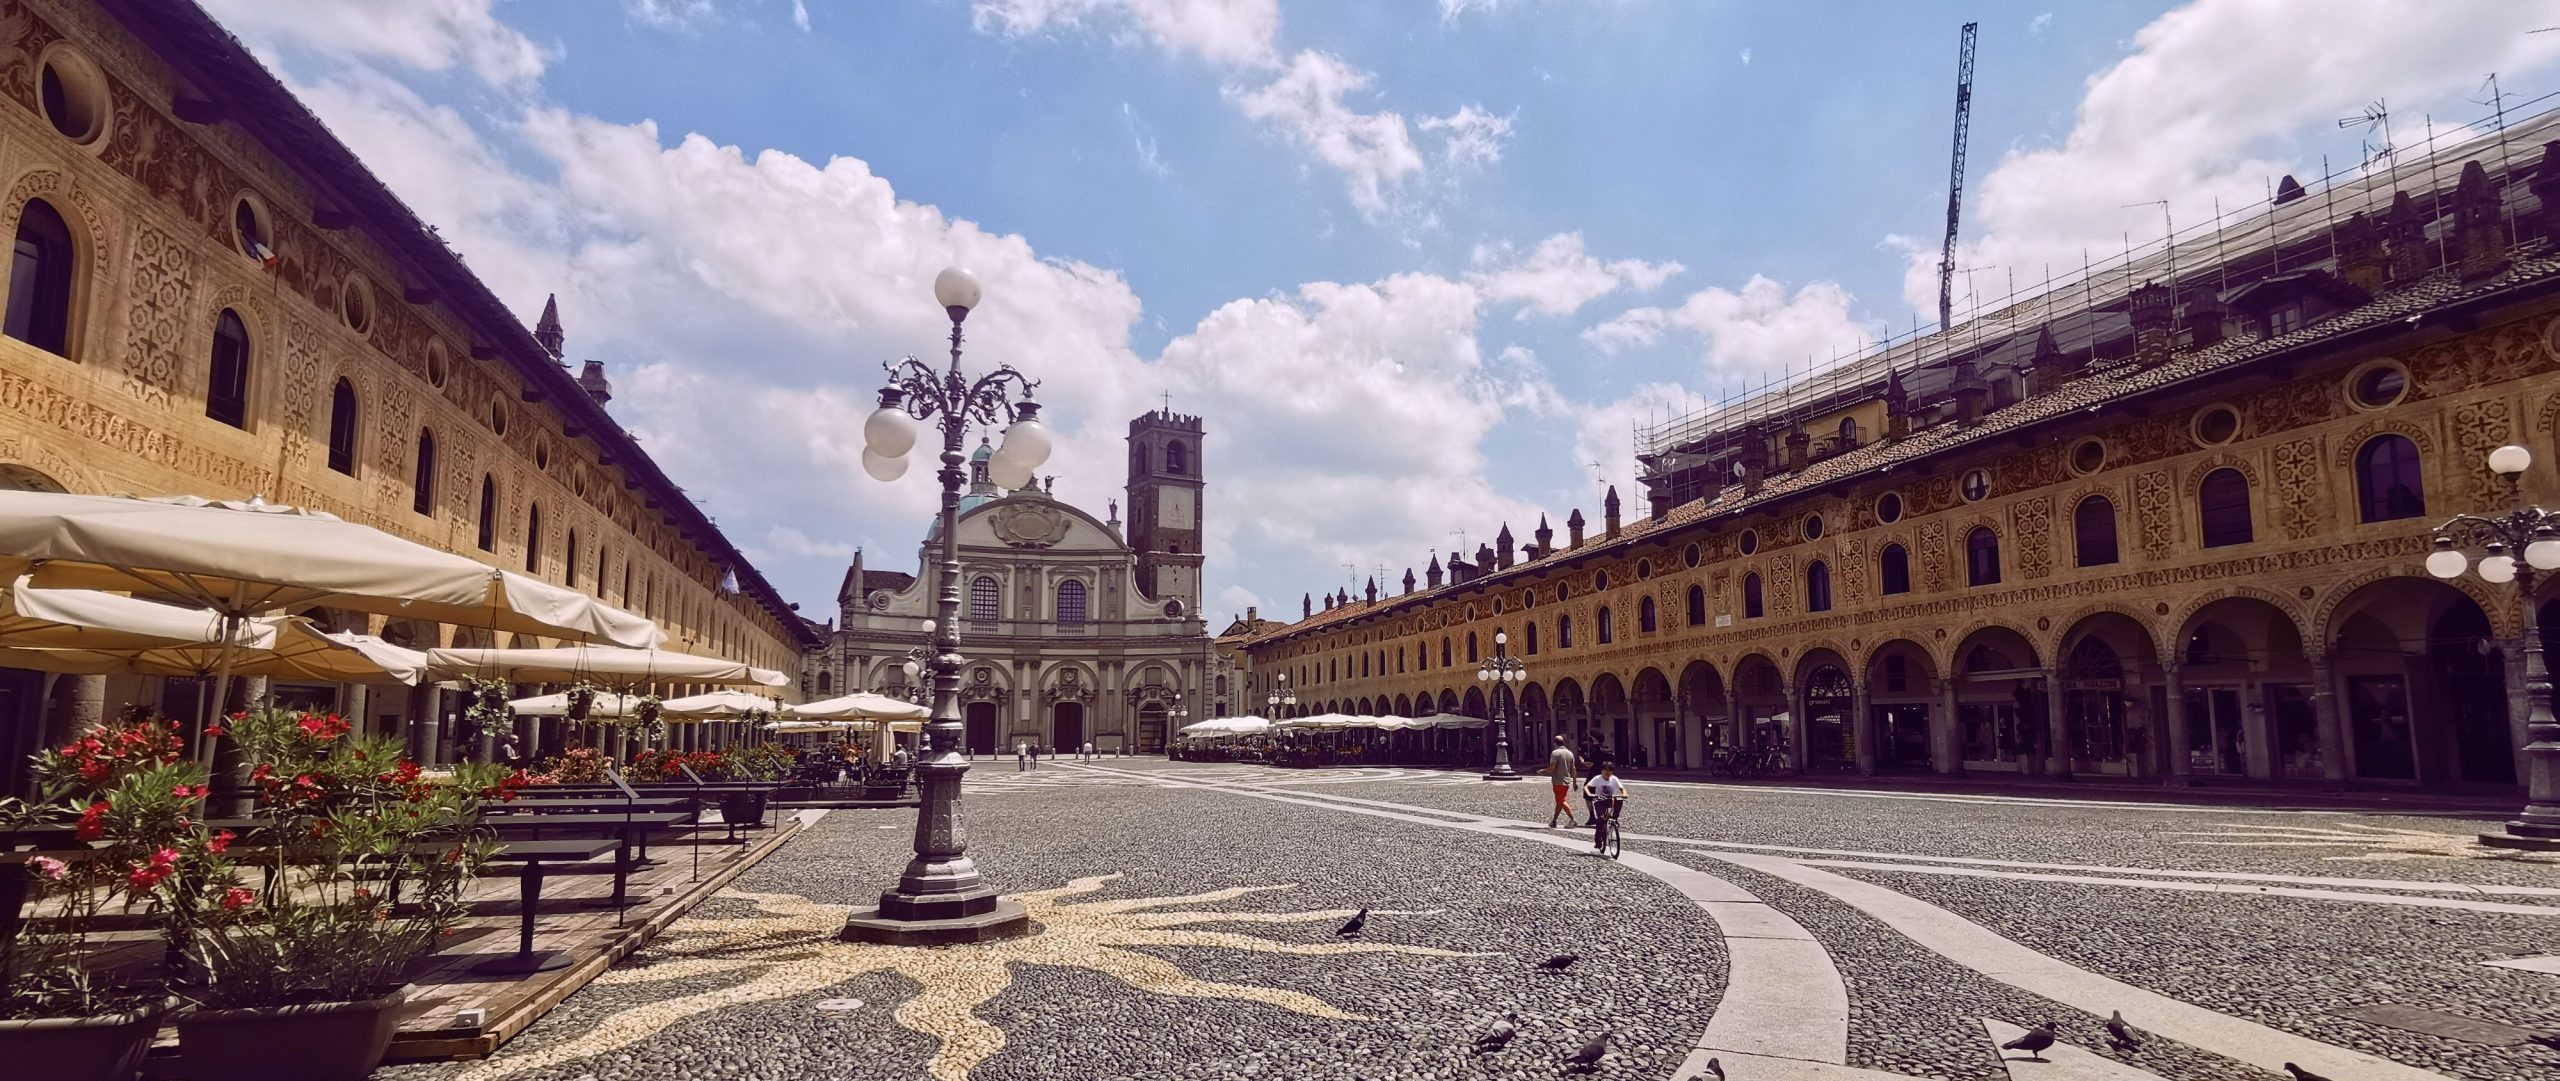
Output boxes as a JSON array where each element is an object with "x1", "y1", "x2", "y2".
[
  {"x1": 1016, "y1": 740, "x2": 1028, "y2": 772},
  {"x1": 1029, "y1": 742, "x2": 1040, "y2": 769},
  {"x1": 1543, "y1": 736, "x2": 1580, "y2": 828}
]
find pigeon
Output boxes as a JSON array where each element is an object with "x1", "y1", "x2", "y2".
[
  {"x1": 1538, "y1": 953, "x2": 1581, "y2": 972},
  {"x1": 1700, "y1": 1056, "x2": 1724, "y2": 1080},
  {"x1": 2283, "y1": 1065, "x2": 2336, "y2": 1081},
  {"x1": 1472, "y1": 1011, "x2": 1519, "y2": 1054},
  {"x1": 1565, "y1": 1029, "x2": 1612, "y2": 1072},
  {"x1": 2105, "y1": 1009, "x2": 2143, "y2": 1050},
  {"x1": 2000, "y1": 1021, "x2": 2058, "y2": 1061},
  {"x1": 1335, "y1": 907, "x2": 1369, "y2": 937}
]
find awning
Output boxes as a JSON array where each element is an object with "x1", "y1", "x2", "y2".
[{"x1": 423, "y1": 646, "x2": 788, "y2": 688}]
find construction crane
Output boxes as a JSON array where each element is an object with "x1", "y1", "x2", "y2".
[{"x1": 1937, "y1": 21, "x2": 1978, "y2": 332}]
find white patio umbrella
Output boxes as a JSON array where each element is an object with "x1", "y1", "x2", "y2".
[
  {"x1": 422, "y1": 646, "x2": 788, "y2": 688},
  {"x1": 767, "y1": 718, "x2": 922, "y2": 735},
  {"x1": 505, "y1": 690, "x2": 647, "y2": 718},
  {"x1": 660, "y1": 690, "x2": 782, "y2": 720},
  {"x1": 0, "y1": 625, "x2": 429, "y2": 685},
  {"x1": 0, "y1": 491, "x2": 659, "y2": 753},
  {"x1": 2, "y1": 577, "x2": 269, "y2": 652},
  {"x1": 782, "y1": 692, "x2": 929, "y2": 722}
]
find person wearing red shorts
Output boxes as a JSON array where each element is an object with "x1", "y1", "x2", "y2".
[{"x1": 1543, "y1": 735, "x2": 1580, "y2": 828}]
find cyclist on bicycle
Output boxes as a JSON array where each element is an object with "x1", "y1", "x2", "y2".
[{"x1": 1583, "y1": 762, "x2": 1627, "y2": 855}]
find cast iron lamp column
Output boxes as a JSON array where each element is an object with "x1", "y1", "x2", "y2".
[
  {"x1": 1476, "y1": 630, "x2": 1525, "y2": 780},
  {"x1": 1267, "y1": 671, "x2": 1296, "y2": 716},
  {"x1": 844, "y1": 267, "x2": 1052, "y2": 942},
  {"x1": 2424, "y1": 444, "x2": 2560, "y2": 852}
]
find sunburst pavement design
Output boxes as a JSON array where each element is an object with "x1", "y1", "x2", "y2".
[
  {"x1": 2165, "y1": 821, "x2": 2526, "y2": 861},
  {"x1": 451, "y1": 874, "x2": 1491, "y2": 1081}
]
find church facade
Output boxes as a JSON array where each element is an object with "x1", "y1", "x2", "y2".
[{"x1": 811, "y1": 410, "x2": 1214, "y2": 754}]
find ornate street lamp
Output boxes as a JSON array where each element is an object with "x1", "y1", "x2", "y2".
[
  {"x1": 1266, "y1": 671, "x2": 1296, "y2": 718},
  {"x1": 2426, "y1": 443, "x2": 2560, "y2": 852},
  {"x1": 844, "y1": 267, "x2": 1050, "y2": 942},
  {"x1": 1476, "y1": 630, "x2": 1525, "y2": 780}
]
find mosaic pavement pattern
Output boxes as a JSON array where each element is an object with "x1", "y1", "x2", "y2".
[{"x1": 393, "y1": 758, "x2": 2560, "y2": 1081}]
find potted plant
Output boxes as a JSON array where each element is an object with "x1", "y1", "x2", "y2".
[
  {"x1": 171, "y1": 708, "x2": 511, "y2": 1081},
  {"x1": 562, "y1": 682, "x2": 597, "y2": 723},
  {"x1": 0, "y1": 711, "x2": 204, "y2": 1081}
]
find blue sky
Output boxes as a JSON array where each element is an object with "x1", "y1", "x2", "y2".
[{"x1": 212, "y1": 0, "x2": 2560, "y2": 628}]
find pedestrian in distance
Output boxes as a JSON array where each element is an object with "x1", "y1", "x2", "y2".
[
  {"x1": 1584, "y1": 761, "x2": 1627, "y2": 854},
  {"x1": 1030, "y1": 743, "x2": 1040, "y2": 769},
  {"x1": 1544, "y1": 736, "x2": 1581, "y2": 828},
  {"x1": 1016, "y1": 740, "x2": 1028, "y2": 772}
]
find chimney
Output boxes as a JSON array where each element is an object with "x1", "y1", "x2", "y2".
[
  {"x1": 1534, "y1": 514, "x2": 1553, "y2": 555},
  {"x1": 1783, "y1": 430, "x2": 1810, "y2": 473},
  {"x1": 1246, "y1": 605, "x2": 1258, "y2": 623},
  {"x1": 576, "y1": 360, "x2": 613, "y2": 405},
  {"x1": 534, "y1": 293, "x2": 564, "y2": 359},
  {"x1": 2180, "y1": 289, "x2": 2229, "y2": 350},
  {"x1": 1496, "y1": 523, "x2": 1515, "y2": 569},
  {"x1": 1603, "y1": 486, "x2": 1622, "y2": 540},
  {"x1": 1883, "y1": 371, "x2": 1912, "y2": 441},
  {"x1": 1303, "y1": 593, "x2": 1312, "y2": 619},
  {"x1": 2024, "y1": 325, "x2": 2076, "y2": 396},
  {"x1": 2453, "y1": 159, "x2": 2510, "y2": 281},
  {"x1": 1447, "y1": 554, "x2": 1470, "y2": 585},
  {"x1": 1426, "y1": 554, "x2": 1443, "y2": 589},
  {"x1": 2128, "y1": 279, "x2": 2174, "y2": 366},
  {"x1": 1949, "y1": 362, "x2": 1991, "y2": 426},
  {"x1": 1364, "y1": 576, "x2": 1377, "y2": 603},
  {"x1": 1566, "y1": 508, "x2": 1586, "y2": 549},
  {"x1": 1402, "y1": 567, "x2": 1416, "y2": 594},
  {"x1": 2336, "y1": 210, "x2": 2386, "y2": 294},
  {"x1": 1323, "y1": 592, "x2": 1335, "y2": 611},
  {"x1": 1738, "y1": 426, "x2": 1768, "y2": 494},
  {"x1": 1474, "y1": 542, "x2": 1495, "y2": 574},
  {"x1": 2385, "y1": 190, "x2": 2430, "y2": 285},
  {"x1": 2532, "y1": 142, "x2": 2560, "y2": 242}
]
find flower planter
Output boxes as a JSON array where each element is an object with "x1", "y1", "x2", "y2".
[
  {"x1": 717, "y1": 790, "x2": 770, "y2": 824},
  {"x1": 0, "y1": 1003, "x2": 163, "y2": 1081},
  {"x1": 175, "y1": 989, "x2": 407, "y2": 1081}
]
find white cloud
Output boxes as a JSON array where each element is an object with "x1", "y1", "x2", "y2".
[
  {"x1": 972, "y1": 0, "x2": 1280, "y2": 67},
  {"x1": 625, "y1": 0, "x2": 717, "y2": 27},
  {"x1": 1123, "y1": 102, "x2": 1171, "y2": 178},
  {"x1": 1228, "y1": 51, "x2": 1426, "y2": 218},
  {"x1": 1738, "y1": 47, "x2": 1751, "y2": 66},
  {"x1": 2029, "y1": 12, "x2": 2053, "y2": 37},
  {"x1": 765, "y1": 524, "x2": 857, "y2": 561},
  {"x1": 1469, "y1": 233, "x2": 1681, "y2": 319},
  {"x1": 1420, "y1": 105, "x2": 1514, "y2": 169},
  {"x1": 1571, "y1": 382, "x2": 1709, "y2": 510},
  {"x1": 1907, "y1": 0, "x2": 2560, "y2": 318},
  {"x1": 198, "y1": 0, "x2": 546, "y2": 86},
  {"x1": 791, "y1": 0, "x2": 810, "y2": 31},
  {"x1": 1584, "y1": 276, "x2": 1874, "y2": 385}
]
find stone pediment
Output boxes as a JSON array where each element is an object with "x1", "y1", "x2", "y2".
[{"x1": 990, "y1": 503, "x2": 1071, "y2": 548}]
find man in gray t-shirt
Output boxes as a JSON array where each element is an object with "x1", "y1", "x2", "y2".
[{"x1": 1543, "y1": 736, "x2": 1580, "y2": 828}]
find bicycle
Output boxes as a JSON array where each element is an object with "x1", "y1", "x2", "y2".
[{"x1": 1590, "y1": 795, "x2": 1624, "y2": 859}]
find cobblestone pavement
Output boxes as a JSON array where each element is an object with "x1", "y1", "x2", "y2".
[{"x1": 393, "y1": 758, "x2": 2560, "y2": 1081}]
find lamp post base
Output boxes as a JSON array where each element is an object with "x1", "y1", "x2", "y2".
[
  {"x1": 2479, "y1": 806, "x2": 2560, "y2": 852},
  {"x1": 1483, "y1": 764, "x2": 1523, "y2": 781},
  {"x1": 841, "y1": 895, "x2": 1035, "y2": 946}
]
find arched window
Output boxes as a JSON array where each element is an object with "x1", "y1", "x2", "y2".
[
  {"x1": 2074, "y1": 495, "x2": 2120, "y2": 567},
  {"x1": 1686, "y1": 584, "x2": 1706, "y2": 626},
  {"x1": 970, "y1": 576, "x2": 1000, "y2": 621},
  {"x1": 1806, "y1": 560, "x2": 1832, "y2": 612},
  {"x1": 2198, "y1": 468, "x2": 2254, "y2": 547},
  {"x1": 1837, "y1": 415, "x2": 1858, "y2": 450},
  {"x1": 1361, "y1": 653, "x2": 1370, "y2": 677},
  {"x1": 524, "y1": 502, "x2": 543, "y2": 571},
  {"x1": 817, "y1": 672, "x2": 832, "y2": 694},
  {"x1": 618, "y1": 558, "x2": 630, "y2": 605},
  {"x1": 1525, "y1": 621, "x2": 1539, "y2": 655},
  {"x1": 566, "y1": 530, "x2": 581, "y2": 587},
  {"x1": 1639, "y1": 596, "x2": 1658, "y2": 633},
  {"x1": 1880, "y1": 543, "x2": 1910, "y2": 595},
  {"x1": 411, "y1": 430, "x2": 437, "y2": 516},
  {"x1": 1441, "y1": 637, "x2": 1452, "y2": 667},
  {"x1": 2354, "y1": 434, "x2": 2426, "y2": 523},
  {"x1": 1055, "y1": 579, "x2": 1087, "y2": 625},
  {"x1": 1416, "y1": 640, "x2": 1427, "y2": 670},
  {"x1": 1466, "y1": 631, "x2": 1478, "y2": 663},
  {"x1": 476, "y1": 475, "x2": 497, "y2": 551},
  {"x1": 1966, "y1": 526, "x2": 2001, "y2": 586},
  {"x1": 206, "y1": 310, "x2": 250, "y2": 428},
  {"x1": 1743, "y1": 573, "x2": 1764, "y2": 618},
  {"x1": 5, "y1": 198, "x2": 75, "y2": 355},
  {"x1": 1597, "y1": 606, "x2": 1615, "y2": 644},
  {"x1": 326, "y1": 378, "x2": 358, "y2": 475},
  {"x1": 1166, "y1": 441, "x2": 1188, "y2": 475},
  {"x1": 1559, "y1": 614, "x2": 1575, "y2": 648}
]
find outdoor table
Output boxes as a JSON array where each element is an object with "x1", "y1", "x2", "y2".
[
  {"x1": 502, "y1": 796, "x2": 692, "y2": 813},
  {"x1": 469, "y1": 837, "x2": 623, "y2": 976},
  {"x1": 480, "y1": 810, "x2": 692, "y2": 883}
]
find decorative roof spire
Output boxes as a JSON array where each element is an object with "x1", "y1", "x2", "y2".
[{"x1": 534, "y1": 293, "x2": 564, "y2": 359}]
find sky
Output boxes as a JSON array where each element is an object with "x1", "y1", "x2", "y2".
[{"x1": 202, "y1": 0, "x2": 2560, "y2": 629}]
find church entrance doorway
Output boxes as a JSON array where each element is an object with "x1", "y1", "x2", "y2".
[
  {"x1": 965, "y1": 702, "x2": 998, "y2": 756},
  {"x1": 1053, "y1": 703, "x2": 1084, "y2": 755}
]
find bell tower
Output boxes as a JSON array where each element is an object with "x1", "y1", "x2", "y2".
[{"x1": 1125, "y1": 408, "x2": 1204, "y2": 616}]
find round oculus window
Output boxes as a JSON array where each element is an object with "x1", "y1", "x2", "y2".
[
  {"x1": 341, "y1": 276, "x2": 374, "y2": 335},
  {"x1": 38, "y1": 48, "x2": 108, "y2": 145},
  {"x1": 426, "y1": 345, "x2": 450, "y2": 388},
  {"x1": 1684, "y1": 542, "x2": 1702, "y2": 568},
  {"x1": 2069, "y1": 439, "x2": 2106, "y2": 475},
  {"x1": 1960, "y1": 468, "x2": 1991, "y2": 502},
  {"x1": 1876, "y1": 491, "x2": 1904, "y2": 523},
  {"x1": 1593, "y1": 571, "x2": 1610, "y2": 591},
  {"x1": 2349, "y1": 363, "x2": 2409, "y2": 409},
  {"x1": 2192, "y1": 404, "x2": 2240, "y2": 446},
  {"x1": 1739, "y1": 529, "x2": 1760, "y2": 555},
  {"x1": 1802, "y1": 514, "x2": 1824, "y2": 541}
]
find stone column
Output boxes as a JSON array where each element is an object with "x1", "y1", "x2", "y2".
[
  {"x1": 407, "y1": 684, "x2": 443, "y2": 765},
  {"x1": 1782, "y1": 680, "x2": 1806, "y2": 770},
  {"x1": 1851, "y1": 679, "x2": 1877, "y2": 777},
  {"x1": 2042, "y1": 668, "x2": 2072, "y2": 780},
  {"x1": 46, "y1": 675, "x2": 105, "y2": 749},
  {"x1": 342, "y1": 684, "x2": 370, "y2": 735},
  {"x1": 2163, "y1": 662, "x2": 2193, "y2": 785},
  {"x1": 2311, "y1": 654, "x2": 2348, "y2": 788},
  {"x1": 1936, "y1": 678, "x2": 1963, "y2": 777}
]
